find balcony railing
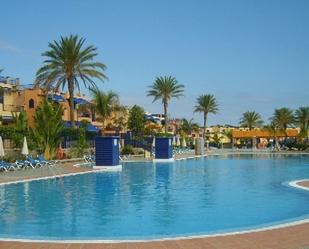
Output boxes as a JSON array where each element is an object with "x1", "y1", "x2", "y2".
[{"x1": 2, "y1": 104, "x2": 24, "y2": 112}]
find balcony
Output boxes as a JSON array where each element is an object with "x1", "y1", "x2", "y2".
[{"x1": 2, "y1": 104, "x2": 24, "y2": 112}]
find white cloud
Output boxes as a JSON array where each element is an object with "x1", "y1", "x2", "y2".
[{"x1": 0, "y1": 40, "x2": 22, "y2": 53}]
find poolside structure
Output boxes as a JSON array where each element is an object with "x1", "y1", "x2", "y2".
[
  {"x1": 153, "y1": 137, "x2": 174, "y2": 162},
  {"x1": 94, "y1": 136, "x2": 122, "y2": 170},
  {"x1": 195, "y1": 137, "x2": 205, "y2": 155}
]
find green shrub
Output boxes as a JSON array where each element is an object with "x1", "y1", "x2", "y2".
[
  {"x1": 121, "y1": 145, "x2": 134, "y2": 155},
  {"x1": 155, "y1": 133, "x2": 173, "y2": 137}
]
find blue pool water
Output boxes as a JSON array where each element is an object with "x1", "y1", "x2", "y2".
[{"x1": 0, "y1": 154, "x2": 309, "y2": 240}]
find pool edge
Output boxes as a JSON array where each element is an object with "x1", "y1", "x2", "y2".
[{"x1": 0, "y1": 159, "x2": 308, "y2": 243}]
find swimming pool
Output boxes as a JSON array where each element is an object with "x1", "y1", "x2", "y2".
[{"x1": 0, "y1": 154, "x2": 308, "y2": 240}]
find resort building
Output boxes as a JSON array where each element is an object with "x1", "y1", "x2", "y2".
[
  {"x1": 0, "y1": 76, "x2": 23, "y2": 125},
  {"x1": 0, "y1": 76, "x2": 129, "y2": 134},
  {"x1": 232, "y1": 128, "x2": 299, "y2": 148}
]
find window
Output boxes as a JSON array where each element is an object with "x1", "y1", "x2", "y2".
[{"x1": 29, "y1": 99, "x2": 35, "y2": 108}]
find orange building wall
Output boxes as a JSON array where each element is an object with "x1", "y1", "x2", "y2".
[
  {"x1": 23, "y1": 89, "x2": 79, "y2": 128},
  {"x1": 232, "y1": 129, "x2": 299, "y2": 139},
  {"x1": 22, "y1": 88, "x2": 45, "y2": 127}
]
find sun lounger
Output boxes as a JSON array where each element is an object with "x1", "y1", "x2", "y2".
[
  {"x1": 119, "y1": 155, "x2": 129, "y2": 160},
  {"x1": 25, "y1": 155, "x2": 42, "y2": 168},
  {"x1": 84, "y1": 155, "x2": 95, "y2": 163},
  {"x1": 37, "y1": 155, "x2": 59, "y2": 166},
  {"x1": 0, "y1": 161, "x2": 16, "y2": 171},
  {"x1": 15, "y1": 160, "x2": 27, "y2": 169},
  {"x1": 0, "y1": 161, "x2": 8, "y2": 171}
]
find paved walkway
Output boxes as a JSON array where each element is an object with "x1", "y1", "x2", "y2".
[
  {"x1": 0, "y1": 222, "x2": 309, "y2": 248},
  {"x1": 0, "y1": 163, "x2": 92, "y2": 184}
]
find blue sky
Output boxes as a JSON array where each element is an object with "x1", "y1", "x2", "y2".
[{"x1": 1, "y1": 0, "x2": 308, "y2": 125}]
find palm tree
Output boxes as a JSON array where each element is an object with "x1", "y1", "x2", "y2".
[
  {"x1": 295, "y1": 106, "x2": 309, "y2": 143},
  {"x1": 239, "y1": 111, "x2": 263, "y2": 130},
  {"x1": 212, "y1": 131, "x2": 224, "y2": 148},
  {"x1": 180, "y1": 118, "x2": 199, "y2": 135},
  {"x1": 271, "y1": 107, "x2": 294, "y2": 136},
  {"x1": 31, "y1": 100, "x2": 64, "y2": 159},
  {"x1": 12, "y1": 111, "x2": 28, "y2": 133},
  {"x1": 265, "y1": 121, "x2": 281, "y2": 151},
  {"x1": 91, "y1": 88, "x2": 119, "y2": 134},
  {"x1": 194, "y1": 94, "x2": 218, "y2": 138},
  {"x1": 224, "y1": 129, "x2": 233, "y2": 145},
  {"x1": 239, "y1": 111, "x2": 263, "y2": 149},
  {"x1": 147, "y1": 76, "x2": 184, "y2": 133},
  {"x1": 35, "y1": 35, "x2": 107, "y2": 126}
]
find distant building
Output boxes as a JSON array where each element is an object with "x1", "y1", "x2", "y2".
[
  {"x1": 0, "y1": 76, "x2": 23, "y2": 125},
  {"x1": 232, "y1": 128, "x2": 299, "y2": 148},
  {"x1": 0, "y1": 76, "x2": 128, "y2": 134}
]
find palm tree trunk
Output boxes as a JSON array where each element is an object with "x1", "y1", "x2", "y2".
[
  {"x1": 102, "y1": 119, "x2": 105, "y2": 136},
  {"x1": 164, "y1": 102, "x2": 168, "y2": 134},
  {"x1": 68, "y1": 79, "x2": 75, "y2": 127},
  {"x1": 203, "y1": 112, "x2": 207, "y2": 139},
  {"x1": 249, "y1": 127, "x2": 254, "y2": 149}
]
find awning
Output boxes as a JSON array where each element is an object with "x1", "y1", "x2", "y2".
[
  {"x1": 1, "y1": 116, "x2": 13, "y2": 122},
  {"x1": 73, "y1": 98, "x2": 89, "y2": 105},
  {"x1": 86, "y1": 123, "x2": 99, "y2": 132},
  {"x1": 64, "y1": 121, "x2": 99, "y2": 133},
  {"x1": 144, "y1": 114, "x2": 160, "y2": 122},
  {"x1": 49, "y1": 94, "x2": 65, "y2": 102}
]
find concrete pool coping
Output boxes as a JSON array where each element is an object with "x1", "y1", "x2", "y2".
[
  {"x1": 0, "y1": 152, "x2": 308, "y2": 248},
  {"x1": 289, "y1": 179, "x2": 309, "y2": 191},
  {"x1": 0, "y1": 218, "x2": 308, "y2": 243}
]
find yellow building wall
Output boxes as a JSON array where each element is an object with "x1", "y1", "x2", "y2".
[{"x1": 0, "y1": 85, "x2": 23, "y2": 119}]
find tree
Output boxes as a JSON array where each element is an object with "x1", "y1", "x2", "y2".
[
  {"x1": 31, "y1": 100, "x2": 64, "y2": 159},
  {"x1": 266, "y1": 122, "x2": 280, "y2": 151},
  {"x1": 295, "y1": 106, "x2": 309, "y2": 143},
  {"x1": 212, "y1": 131, "x2": 224, "y2": 147},
  {"x1": 12, "y1": 111, "x2": 28, "y2": 133},
  {"x1": 224, "y1": 129, "x2": 233, "y2": 145},
  {"x1": 128, "y1": 105, "x2": 146, "y2": 137},
  {"x1": 35, "y1": 35, "x2": 107, "y2": 126},
  {"x1": 239, "y1": 111, "x2": 263, "y2": 130},
  {"x1": 194, "y1": 94, "x2": 218, "y2": 138},
  {"x1": 180, "y1": 118, "x2": 199, "y2": 135},
  {"x1": 271, "y1": 107, "x2": 294, "y2": 136},
  {"x1": 91, "y1": 88, "x2": 119, "y2": 134},
  {"x1": 110, "y1": 105, "x2": 128, "y2": 134},
  {"x1": 71, "y1": 126, "x2": 90, "y2": 157},
  {"x1": 112, "y1": 115, "x2": 127, "y2": 134},
  {"x1": 10, "y1": 111, "x2": 29, "y2": 148},
  {"x1": 147, "y1": 76, "x2": 184, "y2": 133}
]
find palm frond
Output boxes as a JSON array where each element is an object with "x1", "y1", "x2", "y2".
[{"x1": 35, "y1": 35, "x2": 107, "y2": 124}]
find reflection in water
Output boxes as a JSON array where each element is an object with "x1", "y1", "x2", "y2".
[
  {"x1": 154, "y1": 164, "x2": 177, "y2": 229},
  {"x1": 0, "y1": 155, "x2": 308, "y2": 239}
]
